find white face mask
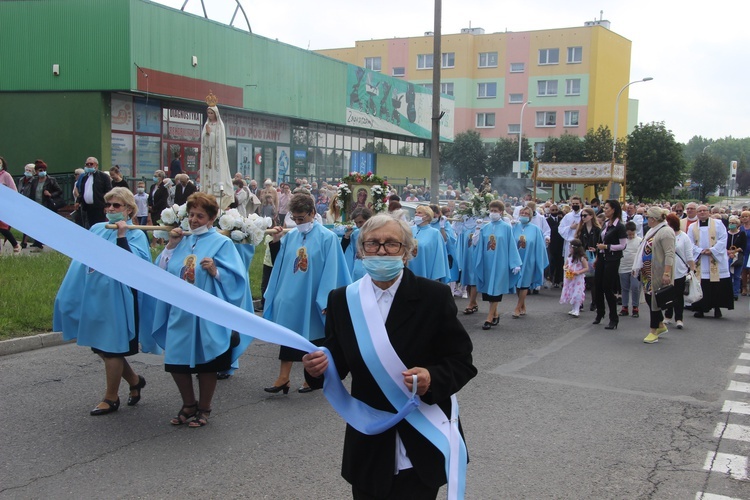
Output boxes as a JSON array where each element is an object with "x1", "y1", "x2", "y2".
[
  {"x1": 489, "y1": 213, "x2": 502, "y2": 222},
  {"x1": 296, "y1": 221, "x2": 314, "y2": 234},
  {"x1": 191, "y1": 225, "x2": 209, "y2": 236},
  {"x1": 413, "y1": 216, "x2": 424, "y2": 225}
]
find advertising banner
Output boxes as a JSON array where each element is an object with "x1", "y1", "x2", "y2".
[
  {"x1": 111, "y1": 133, "x2": 133, "y2": 176},
  {"x1": 277, "y1": 146, "x2": 290, "y2": 185},
  {"x1": 111, "y1": 94, "x2": 134, "y2": 132},
  {"x1": 223, "y1": 111, "x2": 290, "y2": 144}
]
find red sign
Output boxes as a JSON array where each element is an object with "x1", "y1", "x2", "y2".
[{"x1": 255, "y1": 153, "x2": 263, "y2": 165}]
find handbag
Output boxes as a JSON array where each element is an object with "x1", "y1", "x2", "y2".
[
  {"x1": 654, "y1": 284, "x2": 676, "y2": 309},
  {"x1": 584, "y1": 250, "x2": 596, "y2": 277},
  {"x1": 684, "y1": 271, "x2": 703, "y2": 303}
]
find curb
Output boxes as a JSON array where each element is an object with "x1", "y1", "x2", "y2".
[{"x1": 0, "y1": 332, "x2": 72, "y2": 357}]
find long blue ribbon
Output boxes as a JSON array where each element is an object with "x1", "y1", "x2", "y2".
[{"x1": 0, "y1": 185, "x2": 417, "y2": 435}]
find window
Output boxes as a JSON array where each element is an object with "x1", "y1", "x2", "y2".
[
  {"x1": 510, "y1": 62, "x2": 525, "y2": 73},
  {"x1": 422, "y1": 84, "x2": 433, "y2": 91},
  {"x1": 478, "y1": 82, "x2": 497, "y2": 98},
  {"x1": 538, "y1": 48, "x2": 559, "y2": 65},
  {"x1": 365, "y1": 57, "x2": 381, "y2": 72},
  {"x1": 441, "y1": 82, "x2": 454, "y2": 96},
  {"x1": 567, "y1": 46, "x2": 582, "y2": 64},
  {"x1": 536, "y1": 111, "x2": 556, "y2": 127},
  {"x1": 509, "y1": 93, "x2": 524, "y2": 104},
  {"x1": 392, "y1": 67, "x2": 405, "y2": 77},
  {"x1": 478, "y1": 52, "x2": 498, "y2": 68},
  {"x1": 565, "y1": 79, "x2": 581, "y2": 96},
  {"x1": 508, "y1": 124, "x2": 521, "y2": 134},
  {"x1": 442, "y1": 52, "x2": 455, "y2": 68},
  {"x1": 417, "y1": 54, "x2": 433, "y2": 69},
  {"x1": 537, "y1": 80, "x2": 558, "y2": 96},
  {"x1": 564, "y1": 111, "x2": 579, "y2": 127},
  {"x1": 476, "y1": 113, "x2": 496, "y2": 128}
]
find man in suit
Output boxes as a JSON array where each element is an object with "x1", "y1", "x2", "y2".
[
  {"x1": 77, "y1": 157, "x2": 112, "y2": 229},
  {"x1": 173, "y1": 173, "x2": 197, "y2": 206},
  {"x1": 303, "y1": 215, "x2": 476, "y2": 499}
]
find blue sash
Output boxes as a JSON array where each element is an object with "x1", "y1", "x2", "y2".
[
  {"x1": 0, "y1": 186, "x2": 417, "y2": 436},
  {"x1": 346, "y1": 276, "x2": 468, "y2": 499}
]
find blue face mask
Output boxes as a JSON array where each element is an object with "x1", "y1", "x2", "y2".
[
  {"x1": 106, "y1": 212, "x2": 126, "y2": 223},
  {"x1": 84, "y1": 167, "x2": 96, "y2": 174},
  {"x1": 24, "y1": 171, "x2": 33, "y2": 178},
  {"x1": 38, "y1": 171, "x2": 47, "y2": 177},
  {"x1": 361, "y1": 256, "x2": 404, "y2": 282},
  {"x1": 152, "y1": 176, "x2": 159, "y2": 183},
  {"x1": 519, "y1": 216, "x2": 530, "y2": 224}
]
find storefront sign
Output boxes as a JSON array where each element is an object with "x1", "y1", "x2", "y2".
[{"x1": 223, "y1": 111, "x2": 290, "y2": 143}]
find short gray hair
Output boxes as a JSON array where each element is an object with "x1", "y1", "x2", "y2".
[{"x1": 357, "y1": 214, "x2": 415, "y2": 262}]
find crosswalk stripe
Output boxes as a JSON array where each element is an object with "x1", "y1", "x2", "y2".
[
  {"x1": 727, "y1": 381, "x2": 750, "y2": 393},
  {"x1": 713, "y1": 422, "x2": 750, "y2": 442},
  {"x1": 695, "y1": 493, "x2": 744, "y2": 500},
  {"x1": 735, "y1": 365, "x2": 750, "y2": 375},
  {"x1": 722, "y1": 400, "x2": 750, "y2": 415},
  {"x1": 740, "y1": 353, "x2": 750, "y2": 360},
  {"x1": 703, "y1": 451, "x2": 748, "y2": 480}
]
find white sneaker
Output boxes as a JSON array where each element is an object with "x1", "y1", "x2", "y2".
[
  {"x1": 676, "y1": 320, "x2": 683, "y2": 329},
  {"x1": 462, "y1": 292, "x2": 468, "y2": 299},
  {"x1": 663, "y1": 318, "x2": 672, "y2": 325},
  {"x1": 568, "y1": 310, "x2": 580, "y2": 317}
]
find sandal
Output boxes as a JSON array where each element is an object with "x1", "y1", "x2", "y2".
[
  {"x1": 491, "y1": 316, "x2": 500, "y2": 326},
  {"x1": 462, "y1": 305, "x2": 478, "y2": 315},
  {"x1": 170, "y1": 402, "x2": 197, "y2": 425},
  {"x1": 482, "y1": 321, "x2": 492, "y2": 330},
  {"x1": 188, "y1": 408, "x2": 212, "y2": 428}
]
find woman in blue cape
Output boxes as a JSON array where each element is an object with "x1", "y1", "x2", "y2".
[
  {"x1": 408, "y1": 205, "x2": 449, "y2": 281},
  {"x1": 342, "y1": 206, "x2": 373, "y2": 282},
  {"x1": 511, "y1": 206, "x2": 549, "y2": 318},
  {"x1": 54, "y1": 187, "x2": 156, "y2": 416},
  {"x1": 153, "y1": 192, "x2": 251, "y2": 428},
  {"x1": 457, "y1": 216, "x2": 481, "y2": 314},
  {"x1": 428, "y1": 204, "x2": 460, "y2": 285}
]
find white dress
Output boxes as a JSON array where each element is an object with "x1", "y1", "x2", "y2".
[{"x1": 200, "y1": 106, "x2": 233, "y2": 210}]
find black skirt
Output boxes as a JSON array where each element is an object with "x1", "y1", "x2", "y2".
[
  {"x1": 692, "y1": 277, "x2": 734, "y2": 311},
  {"x1": 165, "y1": 346, "x2": 232, "y2": 374},
  {"x1": 481, "y1": 293, "x2": 504, "y2": 302},
  {"x1": 279, "y1": 337, "x2": 324, "y2": 362}
]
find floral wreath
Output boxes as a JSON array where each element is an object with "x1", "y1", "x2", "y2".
[
  {"x1": 336, "y1": 171, "x2": 389, "y2": 215},
  {"x1": 154, "y1": 204, "x2": 272, "y2": 245},
  {"x1": 457, "y1": 177, "x2": 494, "y2": 217}
]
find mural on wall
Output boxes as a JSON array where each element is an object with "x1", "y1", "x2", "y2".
[{"x1": 346, "y1": 65, "x2": 454, "y2": 141}]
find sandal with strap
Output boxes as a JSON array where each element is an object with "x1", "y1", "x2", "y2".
[
  {"x1": 462, "y1": 305, "x2": 478, "y2": 315},
  {"x1": 170, "y1": 403, "x2": 197, "y2": 425},
  {"x1": 188, "y1": 408, "x2": 212, "y2": 428}
]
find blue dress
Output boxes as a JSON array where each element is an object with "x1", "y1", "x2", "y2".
[
  {"x1": 430, "y1": 219, "x2": 460, "y2": 283},
  {"x1": 474, "y1": 220, "x2": 523, "y2": 297},
  {"x1": 343, "y1": 228, "x2": 366, "y2": 282},
  {"x1": 54, "y1": 222, "x2": 160, "y2": 355},
  {"x1": 457, "y1": 220, "x2": 479, "y2": 286},
  {"x1": 408, "y1": 224, "x2": 449, "y2": 281},
  {"x1": 512, "y1": 222, "x2": 549, "y2": 289},
  {"x1": 152, "y1": 228, "x2": 251, "y2": 371}
]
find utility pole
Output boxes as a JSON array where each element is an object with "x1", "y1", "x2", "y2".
[{"x1": 430, "y1": 0, "x2": 442, "y2": 195}]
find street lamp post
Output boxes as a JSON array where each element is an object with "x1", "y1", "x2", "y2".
[
  {"x1": 517, "y1": 100, "x2": 531, "y2": 179},
  {"x1": 612, "y1": 77, "x2": 653, "y2": 201}
]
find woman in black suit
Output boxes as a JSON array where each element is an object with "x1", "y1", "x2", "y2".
[{"x1": 593, "y1": 199, "x2": 628, "y2": 329}]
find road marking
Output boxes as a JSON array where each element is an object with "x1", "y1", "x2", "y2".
[
  {"x1": 740, "y1": 353, "x2": 750, "y2": 360},
  {"x1": 722, "y1": 400, "x2": 750, "y2": 415},
  {"x1": 727, "y1": 380, "x2": 750, "y2": 393},
  {"x1": 735, "y1": 365, "x2": 750, "y2": 375},
  {"x1": 703, "y1": 451, "x2": 748, "y2": 480},
  {"x1": 713, "y1": 422, "x2": 750, "y2": 442},
  {"x1": 695, "y1": 493, "x2": 744, "y2": 500}
]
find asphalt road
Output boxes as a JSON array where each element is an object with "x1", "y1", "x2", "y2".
[{"x1": 1, "y1": 289, "x2": 749, "y2": 499}]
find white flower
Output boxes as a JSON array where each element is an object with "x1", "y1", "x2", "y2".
[
  {"x1": 172, "y1": 204, "x2": 180, "y2": 213},
  {"x1": 225, "y1": 208, "x2": 242, "y2": 219},
  {"x1": 219, "y1": 214, "x2": 237, "y2": 230},
  {"x1": 230, "y1": 230, "x2": 246, "y2": 242},
  {"x1": 180, "y1": 218, "x2": 191, "y2": 231},
  {"x1": 177, "y1": 204, "x2": 187, "y2": 219},
  {"x1": 160, "y1": 207, "x2": 177, "y2": 225}
]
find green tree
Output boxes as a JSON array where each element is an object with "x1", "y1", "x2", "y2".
[
  {"x1": 486, "y1": 138, "x2": 531, "y2": 177},
  {"x1": 626, "y1": 122, "x2": 685, "y2": 201},
  {"x1": 440, "y1": 130, "x2": 488, "y2": 189},
  {"x1": 539, "y1": 133, "x2": 584, "y2": 162},
  {"x1": 691, "y1": 153, "x2": 727, "y2": 201},
  {"x1": 583, "y1": 125, "x2": 615, "y2": 162}
]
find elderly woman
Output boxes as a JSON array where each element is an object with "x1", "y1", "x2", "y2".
[
  {"x1": 153, "y1": 192, "x2": 250, "y2": 427},
  {"x1": 663, "y1": 213, "x2": 695, "y2": 329},
  {"x1": 54, "y1": 187, "x2": 156, "y2": 415},
  {"x1": 512, "y1": 206, "x2": 549, "y2": 317},
  {"x1": 633, "y1": 207, "x2": 675, "y2": 344},
  {"x1": 593, "y1": 200, "x2": 627, "y2": 329},
  {"x1": 726, "y1": 215, "x2": 746, "y2": 300},
  {"x1": 408, "y1": 205, "x2": 449, "y2": 281}
]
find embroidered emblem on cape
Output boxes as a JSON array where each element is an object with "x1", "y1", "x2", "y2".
[
  {"x1": 180, "y1": 254, "x2": 197, "y2": 284},
  {"x1": 294, "y1": 247, "x2": 309, "y2": 273}
]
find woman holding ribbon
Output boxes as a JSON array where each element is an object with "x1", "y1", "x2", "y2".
[
  {"x1": 303, "y1": 214, "x2": 476, "y2": 499},
  {"x1": 153, "y1": 192, "x2": 251, "y2": 427},
  {"x1": 54, "y1": 187, "x2": 157, "y2": 415}
]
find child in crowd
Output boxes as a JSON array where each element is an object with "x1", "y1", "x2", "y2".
[
  {"x1": 260, "y1": 194, "x2": 276, "y2": 219},
  {"x1": 618, "y1": 221, "x2": 642, "y2": 317},
  {"x1": 560, "y1": 238, "x2": 588, "y2": 317},
  {"x1": 134, "y1": 181, "x2": 149, "y2": 225}
]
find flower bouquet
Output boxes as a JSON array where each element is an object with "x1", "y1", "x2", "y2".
[{"x1": 153, "y1": 204, "x2": 272, "y2": 245}]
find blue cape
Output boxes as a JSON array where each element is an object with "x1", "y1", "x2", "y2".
[
  {"x1": 512, "y1": 222, "x2": 549, "y2": 289},
  {"x1": 474, "y1": 220, "x2": 523, "y2": 295},
  {"x1": 408, "y1": 224, "x2": 449, "y2": 281}
]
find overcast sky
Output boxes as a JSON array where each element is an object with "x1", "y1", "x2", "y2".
[{"x1": 156, "y1": 0, "x2": 749, "y2": 144}]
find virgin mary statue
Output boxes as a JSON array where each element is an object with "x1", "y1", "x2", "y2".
[{"x1": 200, "y1": 91, "x2": 233, "y2": 210}]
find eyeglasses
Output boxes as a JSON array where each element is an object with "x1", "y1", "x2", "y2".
[
  {"x1": 85, "y1": 162, "x2": 97, "y2": 166},
  {"x1": 290, "y1": 215, "x2": 311, "y2": 223},
  {"x1": 104, "y1": 202, "x2": 123, "y2": 209},
  {"x1": 580, "y1": 214, "x2": 590, "y2": 218},
  {"x1": 362, "y1": 240, "x2": 404, "y2": 255}
]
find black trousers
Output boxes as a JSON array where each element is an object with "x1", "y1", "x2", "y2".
[
  {"x1": 643, "y1": 293, "x2": 664, "y2": 329},
  {"x1": 664, "y1": 276, "x2": 686, "y2": 321},
  {"x1": 594, "y1": 256, "x2": 620, "y2": 322},
  {"x1": 548, "y1": 248, "x2": 564, "y2": 284},
  {"x1": 352, "y1": 468, "x2": 439, "y2": 500}
]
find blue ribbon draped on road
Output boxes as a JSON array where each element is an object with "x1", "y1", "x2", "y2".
[{"x1": 0, "y1": 185, "x2": 419, "y2": 436}]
